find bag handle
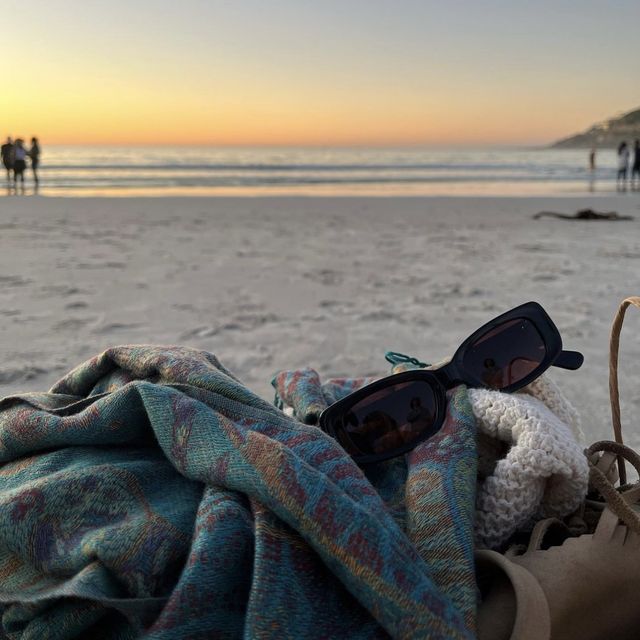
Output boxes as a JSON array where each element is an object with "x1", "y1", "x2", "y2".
[{"x1": 609, "y1": 296, "x2": 640, "y2": 484}]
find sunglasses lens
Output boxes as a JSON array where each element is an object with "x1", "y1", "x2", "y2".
[
  {"x1": 462, "y1": 318, "x2": 547, "y2": 389},
  {"x1": 335, "y1": 380, "x2": 439, "y2": 457}
]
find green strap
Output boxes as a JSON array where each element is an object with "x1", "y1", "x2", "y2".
[{"x1": 384, "y1": 351, "x2": 428, "y2": 368}]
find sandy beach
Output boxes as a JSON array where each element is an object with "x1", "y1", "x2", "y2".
[{"x1": 0, "y1": 194, "x2": 639, "y2": 447}]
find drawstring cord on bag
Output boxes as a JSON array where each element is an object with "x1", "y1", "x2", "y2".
[
  {"x1": 608, "y1": 296, "x2": 640, "y2": 484},
  {"x1": 578, "y1": 296, "x2": 640, "y2": 534},
  {"x1": 586, "y1": 440, "x2": 640, "y2": 535}
]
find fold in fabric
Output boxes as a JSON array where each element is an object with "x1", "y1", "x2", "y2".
[{"x1": 0, "y1": 346, "x2": 477, "y2": 639}]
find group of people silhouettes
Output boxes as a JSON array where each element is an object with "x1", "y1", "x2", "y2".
[
  {"x1": 616, "y1": 139, "x2": 640, "y2": 190},
  {"x1": 1, "y1": 137, "x2": 41, "y2": 189}
]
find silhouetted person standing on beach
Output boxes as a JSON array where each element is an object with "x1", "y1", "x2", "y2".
[
  {"x1": 12, "y1": 139, "x2": 28, "y2": 187},
  {"x1": 1, "y1": 137, "x2": 13, "y2": 182},
  {"x1": 617, "y1": 141, "x2": 629, "y2": 190},
  {"x1": 29, "y1": 137, "x2": 41, "y2": 187},
  {"x1": 588, "y1": 147, "x2": 596, "y2": 191},
  {"x1": 632, "y1": 139, "x2": 640, "y2": 190}
]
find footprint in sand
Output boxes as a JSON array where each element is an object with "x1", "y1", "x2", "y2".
[
  {"x1": 75, "y1": 261, "x2": 127, "y2": 270},
  {"x1": 180, "y1": 326, "x2": 220, "y2": 339},
  {"x1": 0, "y1": 365, "x2": 49, "y2": 384},
  {"x1": 93, "y1": 322, "x2": 143, "y2": 334},
  {"x1": 514, "y1": 243, "x2": 556, "y2": 254},
  {"x1": 180, "y1": 314, "x2": 280, "y2": 340},
  {"x1": 42, "y1": 285, "x2": 90, "y2": 297},
  {"x1": 64, "y1": 301, "x2": 89, "y2": 310},
  {"x1": 358, "y1": 310, "x2": 399, "y2": 322},
  {"x1": 220, "y1": 313, "x2": 280, "y2": 331},
  {"x1": 597, "y1": 249, "x2": 640, "y2": 260},
  {"x1": 0, "y1": 275, "x2": 32, "y2": 287},
  {"x1": 303, "y1": 269, "x2": 344, "y2": 286}
]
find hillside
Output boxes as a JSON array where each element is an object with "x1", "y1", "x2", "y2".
[{"x1": 551, "y1": 107, "x2": 640, "y2": 148}]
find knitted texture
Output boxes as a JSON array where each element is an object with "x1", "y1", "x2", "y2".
[
  {"x1": 469, "y1": 377, "x2": 589, "y2": 549},
  {"x1": 0, "y1": 346, "x2": 477, "y2": 639},
  {"x1": 520, "y1": 375, "x2": 585, "y2": 444}
]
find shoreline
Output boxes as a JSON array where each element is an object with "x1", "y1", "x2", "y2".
[
  {"x1": 3, "y1": 185, "x2": 636, "y2": 198},
  {"x1": 1, "y1": 145, "x2": 628, "y2": 199},
  {"x1": 3, "y1": 189, "x2": 640, "y2": 199}
]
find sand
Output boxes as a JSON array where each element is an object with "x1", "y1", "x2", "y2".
[{"x1": 0, "y1": 194, "x2": 639, "y2": 447}]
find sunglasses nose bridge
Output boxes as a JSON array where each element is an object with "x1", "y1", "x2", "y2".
[{"x1": 430, "y1": 361, "x2": 462, "y2": 390}]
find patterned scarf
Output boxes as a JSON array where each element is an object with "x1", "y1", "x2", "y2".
[{"x1": 0, "y1": 346, "x2": 477, "y2": 639}]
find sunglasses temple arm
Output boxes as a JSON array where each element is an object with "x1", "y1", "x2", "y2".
[{"x1": 553, "y1": 350, "x2": 584, "y2": 370}]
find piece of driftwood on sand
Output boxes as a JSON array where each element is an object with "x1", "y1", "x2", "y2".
[{"x1": 533, "y1": 208, "x2": 634, "y2": 221}]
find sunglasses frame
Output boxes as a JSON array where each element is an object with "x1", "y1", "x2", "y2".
[{"x1": 319, "y1": 301, "x2": 583, "y2": 464}]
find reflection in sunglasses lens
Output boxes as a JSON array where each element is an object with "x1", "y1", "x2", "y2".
[
  {"x1": 462, "y1": 318, "x2": 546, "y2": 389},
  {"x1": 337, "y1": 380, "x2": 439, "y2": 456}
]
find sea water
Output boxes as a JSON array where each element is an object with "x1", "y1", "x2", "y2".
[{"x1": 7, "y1": 146, "x2": 624, "y2": 197}]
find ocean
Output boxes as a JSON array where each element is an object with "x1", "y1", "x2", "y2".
[{"x1": 4, "y1": 146, "x2": 625, "y2": 197}]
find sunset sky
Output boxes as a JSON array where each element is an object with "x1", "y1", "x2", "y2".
[{"x1": 3, "y1": 0, "x2": 639, "y2": 146}]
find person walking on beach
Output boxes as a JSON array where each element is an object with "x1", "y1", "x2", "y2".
[
  {"x1": 29, "y1": 137, "x2": 41, "y2": 186},
  {"x1": 617, "y1": 141, "x2": 630, "y2": 190},
  {"x1": 12, "y1": 139, "x2": 28, "y2": 187},
  {"x1": 632, "y1": 139, "x2": 640, "y2": 190},
  {"x1": 1, "y1": 137, "x2": 13, "y2": 183}
]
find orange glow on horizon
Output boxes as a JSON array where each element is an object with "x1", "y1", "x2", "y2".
[
  {"x1": 2, "y1": 2, "x2": 638, "y2": 149},
  {"x1": 1, "y1": 54, "x2": 597, "y2": 147},
  {"x1": 1, "y1": 33, "x2": 628, "y2": 148},
  {"x1": 2, "y1": 95, "x2": 582, "y2": 148}
]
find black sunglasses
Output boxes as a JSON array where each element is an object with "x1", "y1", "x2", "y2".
[{"x1": 319, "y1": 301, "x2": 583, "y2": 464}]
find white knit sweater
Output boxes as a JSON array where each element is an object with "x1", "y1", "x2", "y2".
[{"x1": 470, "y1": 375, "x2": 588, "y2": 549}]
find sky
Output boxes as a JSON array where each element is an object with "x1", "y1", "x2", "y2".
[{"x1": 2, "y1": 0, "x2": 639, "y2": 146}]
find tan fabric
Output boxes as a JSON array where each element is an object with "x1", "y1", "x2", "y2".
[
  {"x1": 476, "y1": 550, "x2": 550, "y2": 640},
  {"x1": 511, "y1": 488, "x2": 640, "y2": 640},
  {"x1": 477, "y1": 484, "x2": 640, "y2": 640}
]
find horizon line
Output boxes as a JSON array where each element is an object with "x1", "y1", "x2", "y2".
[{"x1": 22, "y1": 141, "x2": 553, "y2": 149}]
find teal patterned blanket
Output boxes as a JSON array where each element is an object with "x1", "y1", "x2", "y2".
[{"x1": 0, "y1": 346, "x2": 477, "y2": 639}]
